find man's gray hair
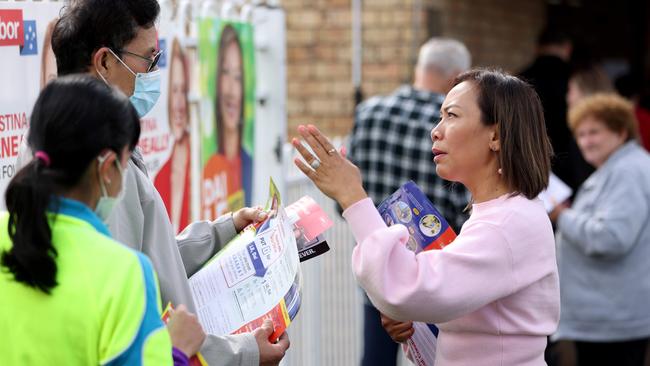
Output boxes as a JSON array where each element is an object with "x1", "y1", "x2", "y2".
[{"x1": 417, "y1": 38, "x2": 471, "y2": 77}]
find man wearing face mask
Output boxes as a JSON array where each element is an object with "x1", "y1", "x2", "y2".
[{"x1": 15, "y1": 1, "x2": 289, "y2": 366}]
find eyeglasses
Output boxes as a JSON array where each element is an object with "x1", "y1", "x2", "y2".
[{"x1": 118, "y1": 49, "x2": 163, "y2": 73}]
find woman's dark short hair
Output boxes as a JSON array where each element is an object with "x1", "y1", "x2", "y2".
[
  {"x1": 455, "y1": 69, "x2": 552, "y2": 199},
  {"x1": 52, "y1": 0, "x2": 160, "y2": 75}
]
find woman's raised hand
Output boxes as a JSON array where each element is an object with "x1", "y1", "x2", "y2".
[{"x1": 292, "y1": 124, "x2": 367, "y2": 210}]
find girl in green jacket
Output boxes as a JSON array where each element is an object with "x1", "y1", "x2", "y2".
[{"x1": 0, "y1": 75, "x2": 203, "y2": 365}]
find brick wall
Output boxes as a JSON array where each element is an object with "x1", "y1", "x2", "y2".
[
  {"x1": 284, "y1": 0, "x2": 353, "y2": 138},
  {"x1": 428, "y1": 0, "x2": 546, "y2": 71},
  {"x1": 284, "y1": 0, "x2": 546, "y2": 138}
]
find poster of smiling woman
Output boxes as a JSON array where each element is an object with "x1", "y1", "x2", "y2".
[{"x1": 198, "y1": 19, "x2": 255, "y2": 220}]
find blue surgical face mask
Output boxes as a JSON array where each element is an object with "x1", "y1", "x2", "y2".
[
  {"x1": 128, "y1": 69, "x2": 161, "y2": 117},
  {"x1": 99, "y1": 49, "x2": 162, "y2": 117},
  {"x1": 95, "y1": 154, "x2": 128, "y2": 222}
]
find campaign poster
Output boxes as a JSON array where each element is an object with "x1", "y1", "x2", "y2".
[
  {"x1": 0, "y1": 3, "x2": 62, "y2": 210},
  {"x1": 145, "y1": 6, "x2": 199, "y2": 234},
  {"x1": 198, "y1": 19, "x2": 255, "y2": 220}
]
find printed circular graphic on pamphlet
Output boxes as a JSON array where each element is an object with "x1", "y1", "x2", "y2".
[
  {"x1": 419, "y1": 214, "x2": 442, "y2": 237},
  {"x1": 406, "y1": 236, "x2": 418, "y2": 252},
  {"x1": 384, "y1": 215, "x2": 394, "y2": 226},
  {"x1": 392, "y1": 201, "x2": 412, "y2": 223}
]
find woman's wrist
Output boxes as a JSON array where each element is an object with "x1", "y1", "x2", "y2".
[{"x1": 337, "y1": 188, "x2": 368, "y2": 211}]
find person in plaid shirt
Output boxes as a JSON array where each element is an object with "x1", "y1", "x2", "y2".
[{"x1": 348, "y1": 37, "x2": 471, "y2": 366}]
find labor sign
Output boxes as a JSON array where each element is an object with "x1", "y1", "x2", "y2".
[{"x1": 0, "y1": 9, "x2": 24, "y2": 47}]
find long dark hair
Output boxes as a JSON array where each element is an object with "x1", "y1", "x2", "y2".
[
  {"x1": 215, "y1": 24, "x2": 244, "y2": 154},
  {"x1": 1, "y1": 74, "x2": 141, "y2": 294}
]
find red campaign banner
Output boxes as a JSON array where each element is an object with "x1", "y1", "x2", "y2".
[{"x1": 0, "y1": 9, "x2": 24, "y2": 47}]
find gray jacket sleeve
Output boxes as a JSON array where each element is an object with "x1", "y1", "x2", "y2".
[
  {"x1": 172, "y1": 199, "x2": 260, "y2": 366},
  {"x1": 558, "y1": 164, "x2": 649, "y2": 258},
  {"x1": 112, "y1": 158, "x2": 260, "y2": 366},
  {"x1": 201, "y1": 333, "x2": 259, "y2": 366},
  {"x1": 176, "y1": 215, "x2": 238, "y2": 278},
  {"x1": 178, "y1": 217, "x2": 260, "y2": 366}
]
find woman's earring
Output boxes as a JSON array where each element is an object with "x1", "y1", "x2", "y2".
[{"x1": 498, "y1": 168, "x2": 503, "y2": 175}]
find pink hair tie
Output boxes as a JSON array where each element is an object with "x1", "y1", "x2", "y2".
[{"x1": 35, "y1": 151, "x2": 51, "y2": 167}]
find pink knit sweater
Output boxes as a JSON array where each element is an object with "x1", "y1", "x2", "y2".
[{"x1": 344, "y1": 194, "x2": 560, "y2": 366}]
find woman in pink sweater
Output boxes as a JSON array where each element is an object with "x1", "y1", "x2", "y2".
[{"x1": 292, "y1": 69, "x2": 560, "y2": 365}]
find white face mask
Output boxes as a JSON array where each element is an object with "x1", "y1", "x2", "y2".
[{"x1": 95, "y1": 153, "x2": 128, "y2": 222}]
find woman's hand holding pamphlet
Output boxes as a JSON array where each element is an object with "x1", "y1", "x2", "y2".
[
  {"x1": 162, "y1": 303, "x2": 208, "y2": 366},
  {"x1": 186, "y1": 179, "x2": 333, "y2": 342},
  {"x1": 377, "y1": 181, "x2": 456, "y2": 252},
  {"x1": 377, "y1": 181, "x2": 457, "y2": 366}
]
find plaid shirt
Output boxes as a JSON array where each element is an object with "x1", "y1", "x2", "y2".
[{"x1": 348, "y1": 85, "x2": 470, "y2": 232}]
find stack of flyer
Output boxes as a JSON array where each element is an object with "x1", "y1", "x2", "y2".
[
  {"x1": 286, "y1": 195, "x2": 332, "y2": 262},
  {"x1": 188, "y1": 179, "x2": 333, "y2": 341},
  {"x1": 377, "y1": 181, "x2": 457, "y2": 366}
]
